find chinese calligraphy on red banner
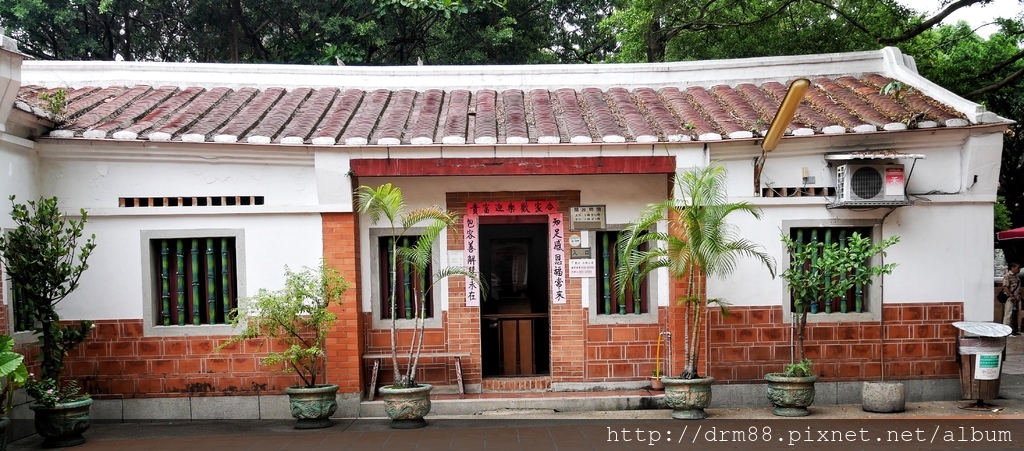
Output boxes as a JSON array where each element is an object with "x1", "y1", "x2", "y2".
[{"x1": 463, "y1": 201, "x2": 566, "y2": 306}]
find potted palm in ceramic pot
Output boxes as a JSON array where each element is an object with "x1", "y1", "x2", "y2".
[
  {"x1": 355, "y1": 183, "x2": 485, "y2": 429},
  {"x1": 617, "y1": 165, "x2": 775, "y2": 419}
]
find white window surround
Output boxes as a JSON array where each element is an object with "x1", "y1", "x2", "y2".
[
  {"x1": 585, "y1": 227, "x2": 659, "y2": 325},
  {"x1": 140, "y1": 228, "x2": 246, "y2": 337},
  {"x1": 368, "y1": 227, "x2": 443, "y2": 330},
  {"x1": 780, "y1": 219, "x2": 883, "y2": 324}
]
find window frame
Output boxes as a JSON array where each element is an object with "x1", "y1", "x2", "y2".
[
  {"x1": 1, "y1": 246, "x2": 35, "y2": 342},
  {"x1": 368, "y1": 227, "x2": 442, "y2": 330},
  {"x1": 8, "y1": 277, "x2": 31, "y2": 333},
  {"x1": 587, "y1": 227, "x2": 659, "y2": 325},
  {"x1": 2, "y1": 229, "x2": 46, "y2": 342},
  {"x1": 780, "y1": 219, "x2": 883, "y2": 324},
  {"x1": 141, "y1": 229, "x2": 246, "y2": 337}
]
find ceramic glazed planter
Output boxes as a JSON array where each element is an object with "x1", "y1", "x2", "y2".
[
  {"x1": 285, "y1": 384, "x2": 339, "y2": 429},
  {"x1": 379, "y1": 383, "x2": 432, "y2": 429},
  {"x1": 765, "y1": 373, "x2": 818, "y2": 417},
  {"x1": 29, "y1": 397, "x2": 92, "y2": 448},
  {"x1": 662, "y1": 376, "x2": 714, "y2": 420},
  {"x1": 0, "y1": 416, "x2": 9, "y2": 451}
]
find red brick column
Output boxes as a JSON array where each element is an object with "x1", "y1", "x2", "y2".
[
  {"x1": 706, "y1": 303, "x2": 962, "y2": 382},
  {"x1": 322, "y1": 212, "x2": 363, "y2": 394}
]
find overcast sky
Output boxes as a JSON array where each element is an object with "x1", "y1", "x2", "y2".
[{"x1": 897, "y1": 0, "x2": 1022, "y2": 38}]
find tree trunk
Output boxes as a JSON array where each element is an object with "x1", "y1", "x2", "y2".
[{"x1": 645, "y1": 19, "x2": 667, "y2": 63}]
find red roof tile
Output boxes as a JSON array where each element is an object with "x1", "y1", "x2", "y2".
[{"x1": 19, "y1": 74, "x2": 973, "y2": 145}]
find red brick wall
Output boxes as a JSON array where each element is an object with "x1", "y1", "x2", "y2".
[
  {"x1": 363, "y1": 317, "x2": 453, "y2": 386},
  {"x1": 37, "y1": 301, "x2": 966, "y2": 400},
  {"x1": 61, "y1": 320, "x2": 297, "y2": 398},
  {"x1": 584, "y1": 321, "x2": 664, "y2": 380},
  {"x1": 705, "y1": 303, "x2": 962, "y2": 383}
]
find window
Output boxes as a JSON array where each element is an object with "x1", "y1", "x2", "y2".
[
  {"x1": 377, "y1": 236, "x2": 433, "y2": 320},
  {"x1": 787, "y1": 226, "x2": 872, "y2": 314},
  {"x1": 10, "y1": 282, "x2": 31, "y2": 332},
  {"x1": 596, "y1": 230, "x2": 648, "y2": 315},
  {"x1": 151, "y1": 237, "x2": 238, "y2": 325}
]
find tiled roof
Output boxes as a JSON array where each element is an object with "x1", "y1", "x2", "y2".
[{"x1": 15, "y1": 73, "x2": 971, "y2": 146}]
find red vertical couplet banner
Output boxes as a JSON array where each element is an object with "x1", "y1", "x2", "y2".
[
  {"x1": 462, "y1": 201, "x2": 563, "y2": 306},
  {"x1": 549, "y1": 213, "x2": 566, "y2": 305},
  {"x1": 463, "y1": 214, "x2": 480, "y2": 307}
]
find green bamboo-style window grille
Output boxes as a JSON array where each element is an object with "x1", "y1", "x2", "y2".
[
  {"x1": 156, "y1": 237, "x2": 237, "y2": 326},
  {"x1": 788, "y1": 226, "x2": 872, "y2": 314},
  {"x1": 378, "y1": 236, "x2": 431, "y2": 320},
  {"x1": 12, "y1": 283, "x2": 32, "y2": 332},
  {"x1": 597, "y1": 230, "x2": 647, "y2": 315}
]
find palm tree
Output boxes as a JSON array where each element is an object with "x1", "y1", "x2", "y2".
[
  {"x1": 355, "y1": 183, "x2": 485, "y2": 388},
  {"x1": 616, "y1": 165, "x2": 775, "y2": 379}
]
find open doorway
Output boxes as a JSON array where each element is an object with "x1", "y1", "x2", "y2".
[{"x1": 479, "y1": 220, "x2": 550, "y2": 376}]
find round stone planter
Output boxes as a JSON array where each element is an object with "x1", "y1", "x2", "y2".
[
  {"x1": 765, "y1": 373, "x2": 818, "y2": 417},
  {"x1": 29, "y1": 397, "x2": 93, "y2": 448},
  {"x1": 380, "y1": 383, "x2": 432, "y2": 429},
  {"x1": 861, "y1": 381, "x2": 905, "y2": 413},
  {"x1": 285, "y1": 384, "x2": 339, "y2": 429},
  {"x1": 662, "y1": 376, "x2": 714, "y2": 420}
]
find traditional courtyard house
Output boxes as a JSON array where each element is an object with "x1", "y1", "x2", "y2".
[{"x1": 0, "y1": 36, "x2": 1009, "y2": 419}]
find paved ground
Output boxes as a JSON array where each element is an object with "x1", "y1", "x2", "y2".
[{"x1": 8, "y1": 335, "x2": 1024, "y2": 450}]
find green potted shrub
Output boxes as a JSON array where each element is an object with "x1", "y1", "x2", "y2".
[
  {"x1": 219, "y1": 262, "x2": 349, "y2": 429},
  {"x1": 616, "y1": 165, "x2": 776, "y2": 419},
  {"x1": 770, "y1": 231, "x2": 898, "y2": 416},
  {"x1": 0, "y1": 196, "x2": 95, "y2": 448},
  {"x1": 355, "y1": 183, "x2": 485, "y2": 429},
  {"x1": 0, "y1": 335, "x2": 28, "y2": 451}
]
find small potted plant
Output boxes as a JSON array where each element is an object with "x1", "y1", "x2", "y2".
[
  {"x1": 0, "y1": 335, "x2": 27, "y2": 451},
  {"x1": 650, "y1": 331, "x2": 669, "y2": 390},
  {"x1": 219, "y1": 261, "x2": 349, "y2": 429},
  {"x1": 616, "y1": 165, "x2": 775, "y2": 419},
  {"x1": 650, "y1": 369, "x2": 664, "y2": 391},
  {"x1": 355, "y1": 183, "x2": 486, "y2": 429},
  {"x1": 770, "y1": 231, "x2": 898, "y2": 416},
  {"x1": 0, "y1": 196, "x2": 96, "y2": 448}
]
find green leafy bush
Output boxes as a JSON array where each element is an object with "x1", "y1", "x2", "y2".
[
  {"x1": 0, "y1": 196, "x2": 95, "y2": 405},
  {"x1": 219, "y1": 261, "x2": 349, "y2": 388},
  {"x1": 0, "y1": 335, "x2": 28, "y2": 414}
]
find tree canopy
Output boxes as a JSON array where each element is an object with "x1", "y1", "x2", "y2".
[
  {"x1": 2, "y1": 0, "x2": 1022, "y2": 225},
  {"x1": 603, "y1": 0, "x2": 1024, "y2": 229}
]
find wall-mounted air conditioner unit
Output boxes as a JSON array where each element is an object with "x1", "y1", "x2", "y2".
[{"x1": 834, "y1": 163, "x2": 909, "y2": 205}]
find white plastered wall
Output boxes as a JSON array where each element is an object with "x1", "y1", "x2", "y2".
[
  {"x1": 64, "y1": 214, "x2": 323, "y2": 321},
  {"x1": 706, "y1": 130, "x2": 1002, "y2": 322},
  {"x1": 0, "y1": 141, "x2": 39, "y2": 225},
  {"x1": 31, "y1": 149, "x2": 324, "y2": 326}
]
